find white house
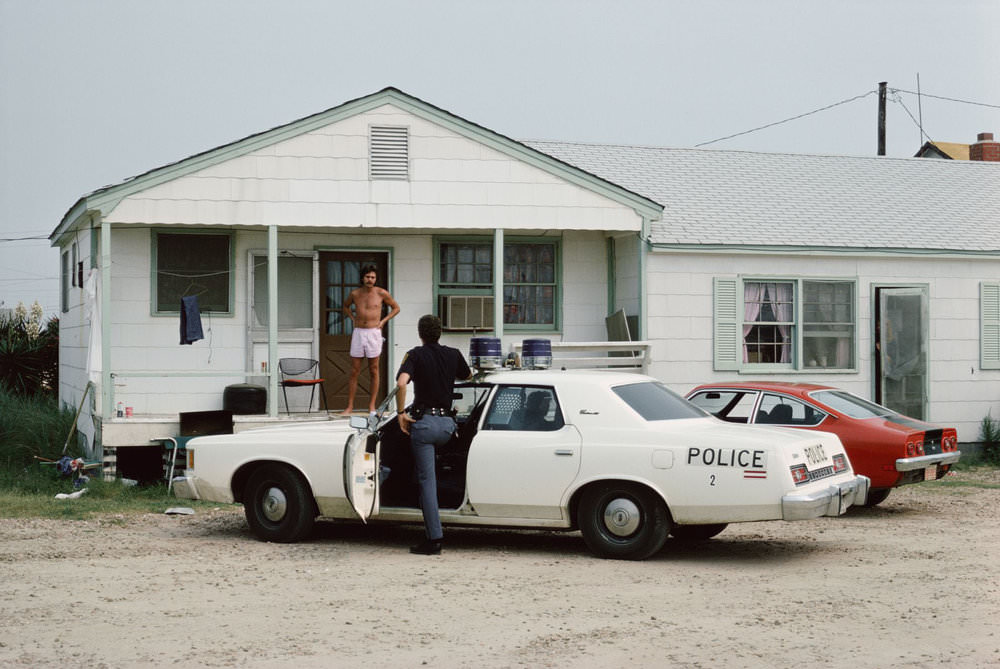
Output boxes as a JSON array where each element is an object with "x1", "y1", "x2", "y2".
[{"x1": 50, "y1": 87, "x2": 1000, "y2": 475}]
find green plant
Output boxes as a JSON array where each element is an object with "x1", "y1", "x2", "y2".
[
  {"x1": 977, "y1": 411, "x2": 1000, "y2": 465},
  {"x1": 0, "y1": 387, "x2": 78, "y2": 468},
  {"x1": 0, "y1": 464, "x2": 214, "y2": 519},
  {"x1": 0, "y1": 302, "x2": 59, "y2": 397}
]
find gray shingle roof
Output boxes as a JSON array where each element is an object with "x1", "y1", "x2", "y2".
[{"x1": 524, "y1": 141, "x2": 1000, "y2": 252}]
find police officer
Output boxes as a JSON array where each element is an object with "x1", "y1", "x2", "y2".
[{"x1": 396, "y1": 314, "x2": 472, "y2": 555}]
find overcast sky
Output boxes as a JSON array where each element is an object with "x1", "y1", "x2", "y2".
[{"x1": 2, "y1": 0, "x2": 998, "y2": 315}]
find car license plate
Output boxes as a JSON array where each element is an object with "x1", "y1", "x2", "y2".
[{"x1": 923, "y1": 466, "x2": 937, "y2": 481}]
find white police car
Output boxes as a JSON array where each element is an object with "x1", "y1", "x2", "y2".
[{"x1": 172, "y1": 369, "x2": 868, "y2": 560}]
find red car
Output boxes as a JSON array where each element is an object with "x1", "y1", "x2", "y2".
[{"x1": 685, "y1": 382, "x2": 960, "y2": 506}]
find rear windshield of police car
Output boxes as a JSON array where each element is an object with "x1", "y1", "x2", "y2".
[{"x1": 613, "y1": 382, "x2": 707, "y2": 421}]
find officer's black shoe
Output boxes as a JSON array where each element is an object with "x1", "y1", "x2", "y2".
[{"x1": 409, "y1": 539, "x2": 443, "y2": 555}]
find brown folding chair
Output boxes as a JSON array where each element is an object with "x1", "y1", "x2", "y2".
[{"x1": 278, "y1": 358, "x2": 328, "y2": 415}]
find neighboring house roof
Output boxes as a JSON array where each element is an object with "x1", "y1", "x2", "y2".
[
  {"x1": 915, "y1": 141, "x2": 970, "y2": 160},
  {"x1": 525, "y1": 141, "x2": 1000, "y2": 253}
]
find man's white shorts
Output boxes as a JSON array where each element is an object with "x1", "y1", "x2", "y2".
[{"x1": 350, "y1": 327, "x2": 384, "y2": 358}]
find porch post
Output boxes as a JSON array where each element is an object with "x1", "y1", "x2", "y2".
[
  {"x1": 606, "y1": 236, "x2": 616, "y2": 315},
  {"x1": 267, "y1": 225, "x2": 279, "y2": 417},
  {"x1": 100, "y1": 220, "x2": 112, "y2": 419},
  {"x1": 637, "y1": 223, "x2": 648, "y2": 340},
  {"x1": 493, "y1": 228, "x2": 504, "y2": 337}
]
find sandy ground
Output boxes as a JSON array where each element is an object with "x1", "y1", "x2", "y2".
[{"x1": 1, "y1": 470, "x2": 998, "y2": 669}]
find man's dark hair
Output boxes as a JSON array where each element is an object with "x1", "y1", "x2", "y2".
[
  {"x1": 361, "y1": 264, "x2": 378, "y2": 281},
  {"x1": 417, "y1": 314, "x2": 442, "y2": 343}
]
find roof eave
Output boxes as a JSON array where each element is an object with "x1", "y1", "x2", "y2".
[
  {"x1": 50, "y1": 197, "x2": 91, "y2": 246},
  {"x1": 49, "y1": 86, "x2": 663, "y2": 240},
  {"x1": 648, "y1": 242, "x2": 1000, "y2": 258}
]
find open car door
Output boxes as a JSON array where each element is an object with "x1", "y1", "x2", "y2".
[{"x1": 343, "y1": 428, "x2": 380, "y2": 522}]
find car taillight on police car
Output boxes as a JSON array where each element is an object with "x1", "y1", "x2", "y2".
[
  {"x1": 790, "y1": 463, "x2": 810, "y2": 485},
  {"x1": 832, "y1": 453, "x2": 848, "y2": 473}
]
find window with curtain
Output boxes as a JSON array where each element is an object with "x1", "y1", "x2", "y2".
[
  {"x1": 802, "y1": 281, "x2": 854, "y2": 369},
  {"x1": 743, "y1": 281, "x2": 793, "y2": 363},
  {"x1": 714, "y1": 277, "x2": 856, "y2": 371},
  {"x1": 437, "y1": 239, "x2": 558, "y2": 329}
]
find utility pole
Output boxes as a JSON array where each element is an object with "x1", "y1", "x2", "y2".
[{"x1": 878, "y1": 81, "x2": 887, "y2": 156}]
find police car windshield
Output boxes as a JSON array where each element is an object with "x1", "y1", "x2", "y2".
[{"x1": 613, "y1": 382, "x2": 707, "y2": 421}]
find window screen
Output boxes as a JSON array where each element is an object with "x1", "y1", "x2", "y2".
[
  {"x1": 155, "y1": 233, "x2": 231, "y2": 312},
  {"x1": 253, "y1": 255, "x2": 313, "y2": 328}
]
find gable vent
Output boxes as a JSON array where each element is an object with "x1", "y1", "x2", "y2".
[{"x1": 369, "y1": 125, "x2": 409, "y2": 180}]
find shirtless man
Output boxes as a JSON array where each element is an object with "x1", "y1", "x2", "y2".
[{"x1": 341, "y1": 265, "x2": 400, "y2": 415}]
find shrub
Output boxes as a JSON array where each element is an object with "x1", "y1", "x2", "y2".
[
  {"x1": 0, "y1": 388, "x2": 78, "y2": 468},
  {"x1": 0, "y1": 302, "x2": 59, "y2": 398},
  {"x1": 977, "y1": 411, "x2": 1000, "y2": 465}
]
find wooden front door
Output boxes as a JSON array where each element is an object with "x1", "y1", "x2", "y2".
[{"x1": 319, "y1": 252, "x2": 390, "y2": 411}]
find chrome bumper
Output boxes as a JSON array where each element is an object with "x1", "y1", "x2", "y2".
[
  {"x1": 171, "y1": 475, "x2": 200, "y2": 500},
  {"x1": 896, "y1": 451, "x2": 961, "y2": 472},
  {"x1": 782, "y1": 475, "x2": 871, "y2": 520}
]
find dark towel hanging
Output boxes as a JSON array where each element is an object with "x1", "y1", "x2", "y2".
[{"x1": 180, "y1": 295, "x2": 204, "y2": 345}]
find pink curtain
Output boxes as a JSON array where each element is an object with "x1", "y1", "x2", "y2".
[
  {"x1": 742, "y1": 283, "x2": 765, "y2": 363},
  {"x1": 769, "y1": 283, "x2": 793, "y2": 363}
]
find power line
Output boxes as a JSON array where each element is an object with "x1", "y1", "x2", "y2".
[
  {"x1": 890, "y1": 91, "x2": 933, "y2": 144},
  {"x1": 695, "y1": 90, "x2": 877, "y2": 147},
  {"x1": 890, "y1": 88, "x2": 1000, "y2": 110},
  {"x1": 0, "y1": 235, "x2": 49, "y2": 242}
]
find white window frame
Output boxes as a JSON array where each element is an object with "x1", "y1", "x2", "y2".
[{"x1": 713, "y1": 276, "x2": 857, "y2": 373}]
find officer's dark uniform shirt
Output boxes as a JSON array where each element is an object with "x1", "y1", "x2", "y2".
[{"x1": 396, "y1": 342, "x2": 471, "y2": 409}]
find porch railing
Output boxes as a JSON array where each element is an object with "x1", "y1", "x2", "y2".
[{"x1": 510, "y1": 341, "x2": 650, "y2": 372}]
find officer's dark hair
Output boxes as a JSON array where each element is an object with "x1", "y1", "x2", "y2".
[
  {"x1": 417, "y1": 314, "x2": 442, "y2": 344},
  {"x1": 361, "y1": 264, "x2": 378, "y2": 281}
]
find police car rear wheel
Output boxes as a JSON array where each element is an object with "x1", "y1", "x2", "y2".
[{"x1": 577, "y1": 483, "x2": 670, "y2": 560}]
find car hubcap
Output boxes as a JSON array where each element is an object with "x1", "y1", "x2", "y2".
[
  {"x1": 603, "y1": 497, "x2": 641, "y2": 537},
  {"x1": 262, "y1": 486, "x2": 287, "y2": 522}
]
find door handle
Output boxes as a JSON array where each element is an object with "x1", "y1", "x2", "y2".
[
  {"x1": 579, "y1": 409, "x2": 599, "y2": 415},
  {"x1": 554, "y1": 449, "x2": 575, "y2": 456}
]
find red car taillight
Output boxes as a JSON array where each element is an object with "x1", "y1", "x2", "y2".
[
  {"x1": 906, "y1": 439, "x2": 924, "y2": 457},
  {"x1": 790, "y1": 463, "x2": 810, "y2": 485},
  {"x1": 832, "y1": 453, "x2": 848, "y2": 473},
  {"x1": 942, "y1": 435, "x2": 957, "y2": 452}
]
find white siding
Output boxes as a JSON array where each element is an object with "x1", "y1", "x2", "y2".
[
  {"x1": 104, "y1": 103, "x2": 642, "y2": 233},
  {"x1": 645, "y1": 251, "x2": 1000, "y2": 442},
  {"x1": 56, "y1": 226, "x2": 96, "y2": 455}
]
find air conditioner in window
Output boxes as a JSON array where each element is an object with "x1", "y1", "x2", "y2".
[{"x1": 441, "y1": 295, "x2": 495, "y2": 330}]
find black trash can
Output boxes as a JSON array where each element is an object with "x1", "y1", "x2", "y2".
[{"x1": 224, "y1": 384, "x2": 267, "y2": 415}]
